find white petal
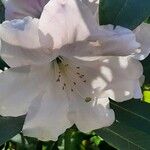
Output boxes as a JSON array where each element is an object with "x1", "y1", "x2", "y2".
[
  {"x1": 94, "y1": 25, "x2": 140, "y2": 56},
  {"x1": 61, "y1": 25, "x2": 140, "y2": 57},
  {"x1": 82, "y1": 0, "x2": 99, "y2": 22},
  {"x1": 134, "y1": 23, "x2": 150, "y2": 60},
  {"x1": 133, "y1": 81, "x2": 142, "y2": 99},
  {"x1": 0, "y1": 17, "x2": 52, "y2": 66},
  {"x1": 0, "y1": 41, "x2": 51, "y2": 67},
  {"x1": 64, "y1": 56, "x2": 143, "y2": 102},
  {"x1": 23, "y1": 63, "x2": 72, "y2": 141},
  {"x1": 82, "y1": 0, "x2": 99, "y2": 15},
  {"x1": 0, "y1": 64, "x2": 51, "y2": 116},
  {"x1": 0, "y1": 16, "x2": 51, "y2": 49},
  {"x1": 39, "y1": 0, "x2": 98, "y2": 49},
  {"x1": 56, "y1": 58, "x2": 114, "y2": 131},
  {"x1": 2, "y1": 0, "x2": 49, "y2": 20},
  {"x1": 68, "y1": 97, "x2": 115, "y2": 132}
]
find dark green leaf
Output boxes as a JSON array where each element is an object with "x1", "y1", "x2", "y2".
[
  {"x1": 110, "y1": 100, "x2": 150, "y2": 134},
  {"x1": 99, "y1": 0, "x2": 150, "y2": 30},
  {"x1": 0, "y1": 57, "x2": 10, "y2": 70},
  {"x1": 96, "y1": 99, "x2": 150, "y2": 150},
  {"x1": 0, "y1": 0, "x2": 4, "y2": 23},
  {"x1": 96, "y1": 122, "x2": 150, "y2": 150},
  {"x1": 142, "y1": 55, "x2": 150, "y2": 85},
  {"x1": 0, "y1": 115, "x2": 25, "y2": 146}
]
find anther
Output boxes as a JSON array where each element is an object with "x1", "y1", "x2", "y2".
[
  {"x1": 65, "y1": 64, "x2": 69, "y2": 67},
  {"x1": 85, "y1": 97, "x2": 92, "y2": 103},
  {"x1": 56, "y1": 78, "x2": 60, "y2": 82},
  {"x1": 83, "y1": 80, "x2": 86, "y2": 83}
]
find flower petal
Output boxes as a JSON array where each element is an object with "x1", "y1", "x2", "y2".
[
  {"x1": 61, "y1": 25, "x2": 140, "y2": 57},
  {"x1": 23, "y1": 64, "x2": 72, "y2": 141},
  {"x1": 68, "y1": 97, "x2": 115, "y2": 132},
  {"x1": 82, "y1": 0, "x2": 99, "y2": 14},
  {"x1": 57, "y1": 58, "x2": 114, "y2": 131},
  {"x1": 64, "y1": 56, "x2": 143, "y2": 102},
  {"x1": 0, "y1": 42, "x2": 50, "y2": 67},
  {"x1": 0, "y1": 17, "x2": 51, "y2": 66},
  {"x1": 0, "y1": 16, "x2": 51, "y2": 49},
  {"x1": 23, "y1": 93, "x2": 72, "y2": 141},
  {"x1": 134, "y1": 23, "x2": 150, "y2": 60},
  {"x1": 2, "y1": 0, "x2": 49, "y2": 20},
  {"x1": 39, "y1": 0, "x2": 98, "y2": 49},
  {"x1": 0, "y1": 64, "x2": 51, "y2": 116}
]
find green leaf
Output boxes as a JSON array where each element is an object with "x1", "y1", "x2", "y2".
[
  {"x1": 0, "y1": 0, "x2": 4, "y2": 23},
  {"x1": 110, "y1": 100, "x2": 150, "y2": 134},
  {"x1": 96, "y1": 99, "x2": 150, "y2": 150},
  {"x1": 99, "y1": 0, "x2": 150, "y2": 29},
  {"x1": 0, "y1": 115, "x2": 25, "y2": 146},
  {"x1": 0, "y1": 1, "x2": 8, "y2": 70},
  {"x1": 96, "y1": 122, "x2": 150, "y2": 150},
  {"x1": 142, "y1": 55, "x2": 150, "y2": 85}
]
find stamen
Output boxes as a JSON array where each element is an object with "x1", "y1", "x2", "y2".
[
  {"x1": 85, "y1": 97, "x2": 92, "y2": 103},
  {"x1": 54, "y1": 57, "x2": 92, "y2": 103},
  {"x1": 56, "y1": 78, "x2": 60, "y2": 82},
  {"x1": 73, "y1": 82, "x2": 76, "y2": 85}
]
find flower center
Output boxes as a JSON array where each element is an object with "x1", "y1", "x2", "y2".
[{"x1": 53, "y1": 57, "x2": 92, "y2": 102}]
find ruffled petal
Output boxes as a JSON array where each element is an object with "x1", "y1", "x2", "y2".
[
  {"x1": 82, "y1": 0, "x2": 99, "y2": 14},
  {"x1": 2, "y1": 0, "x2": 49, "y2": 20},
  {"x1": 47, "y1": 57, "x2": 114, "y2": 133},
  {"x1": 134, "y1": 23, "x2": 150, "y2": 60},
  {"x1": 63, "y1": 56, "x2": 143, "y2": 102},
  {"x1": 60, "y1": 25, "x2": 140, "y2": 57},
  {"x1": 39, "y1": 0, "x2": 98, "y2": 49},
  {"x1": 82, "y1": 0, "x2": 99, "y2": 21},
  {"x1": 68, "y1": 97, "x2": 115, "y2": 132},
  {"x1": 23, "y1": 92, "x2": 72, "y2": 141},
  {"x1": 0, "y1": 42, "x2": 50, "y2": 67},
  {"x1": 0, "y1": 16, "x2": 51, "y2": 49},
  {"x1": 23, "y1": 63, "x2": 72, "y2": 141},
  {"x1": 0, "y1": 17, "x2": 51, "y2": 66},
  {"x1": 0, "y1": 64, "x2": 51, "y2": 116}
]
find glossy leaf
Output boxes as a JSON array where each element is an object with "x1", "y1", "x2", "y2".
[
  {"x1": 96, "y1": 122, "x2": 150, "y2": 150},
  {"x1": 0, "y1": 115, "x2": 25, "y2": 146},
  {"x1": 96, "y1": 99, "x2": 150, "y2": 150},
  {"x1": 99, "y1": 0, "x2": 150, "y2": 29},
  {"x1": 110, "y1": 100, "x2": 150, "y2": 134},
  {"x1": 0, "y1": 0, "x2": 4, "y2": 23}
]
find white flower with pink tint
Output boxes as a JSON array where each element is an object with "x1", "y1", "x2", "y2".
[{"x1": 0, "y1": 0, "x2": 149, "y2": 141}]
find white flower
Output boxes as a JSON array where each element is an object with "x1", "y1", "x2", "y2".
[{"x1": 0, "y1": 0, "x2": 149, "y2": 141}]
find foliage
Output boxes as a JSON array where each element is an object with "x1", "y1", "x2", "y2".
[{"x1": 99, "y1": 0, "x2": 150, "y2": 30}]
